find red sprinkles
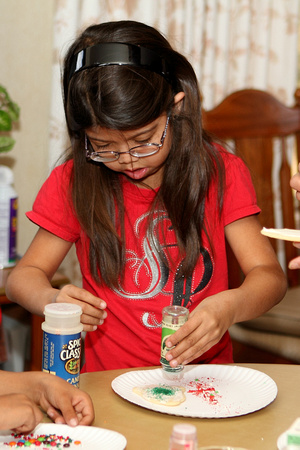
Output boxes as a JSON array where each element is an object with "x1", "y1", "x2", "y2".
[{"x1": 187, "y1": 378, "x2": 221, "y2": 404}]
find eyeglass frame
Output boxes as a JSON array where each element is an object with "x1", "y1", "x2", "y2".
[{"x1": 85, "y1": 116, "x2": 170, "y2": 163}]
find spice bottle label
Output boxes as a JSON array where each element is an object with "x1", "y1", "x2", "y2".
[
  {"x1": 8, "y1": 197, "x2": 17, "y2": 264},
  {"x1": 0, "y1": 196, "x2": 17, "y2": 267},
  {"x1": 42, "y1": 331, "x2": 81, "y2": 387},
  {"x1": 160, "y1": 308, "x2": 188, "y2": 371},
  {"x1": 160, "y1": 319, "x2": 183, "y2": 364}
]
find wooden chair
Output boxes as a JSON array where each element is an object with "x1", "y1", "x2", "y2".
[{"x1": 202, "y1": 88, "x2": 300, "y2": 363}]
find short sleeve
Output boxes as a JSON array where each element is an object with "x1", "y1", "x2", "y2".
[
  {"x1": 26, "y1": 161, "x2": 81, "y2": 242},
  {"x1": 222, "y1": 152, "x2": 261, "y2": 226}
]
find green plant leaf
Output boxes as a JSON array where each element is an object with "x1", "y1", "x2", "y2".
[
  {"x1": 0, "y1": 84, "x2": 20, "y2": 123},
  {"x1": 0, "y1": 110, "x2": 12, "y2": 131},
  {"x1": 7, "y1": 101, "x2": 20, "y2": 121},
  {"x1": 0, "y1": 85, "x2": 9, "y2": 100},
  {"x1": 0, "y1": 135, "x2": 15, "y2": 152},
  {"x1": 0, "y1": 85, "x2": 20, "y2": 152}
]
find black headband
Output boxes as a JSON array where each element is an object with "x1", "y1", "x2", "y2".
[{"x1": 68, "y1": 42, "x2": 173, "y2": 86}]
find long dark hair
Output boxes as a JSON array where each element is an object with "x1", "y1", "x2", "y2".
[{"x1": 62, "y1": 20, "x2": 224, "y2": 287}]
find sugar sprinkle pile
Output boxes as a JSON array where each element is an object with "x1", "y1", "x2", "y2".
[{"x1": 1, "y1": 433, "x2": 82, "y2": 448}]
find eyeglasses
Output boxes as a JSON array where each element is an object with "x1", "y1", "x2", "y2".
[{"x1": 85, "y1": 116, "x2": 170, "y2": 163}]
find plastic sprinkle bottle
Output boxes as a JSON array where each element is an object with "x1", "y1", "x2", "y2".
[
  {"x1": 160, "y1": 305, "x2": 189, "y2": 373},
  {"x1": 0, "y1": 166, "x2": 18, "y2": 268},
  {"x1": 42, "y1": 303, "x2": 83, "y2": 387},
  {"x1": 169, "y1": 423, "x2": 198, "y2": 449}
]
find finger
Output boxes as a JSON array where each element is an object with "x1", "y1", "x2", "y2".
[
  {"x1": 82, "y1": 323, "x2": 99, "y2": 332},
  {"x1": 165, "y1": 313, "x2": 222, "y2": 366},
  {"x1": 58, "y1": 285, "x2": 107, "y2": 310},
  {"x1": 165, "y1": 314, "x2": 201, "y2": 348},
  {"x1": 167, "y1": 332, "x2": 218, "y2": 367},
  {"x1": 46, "y1": 400, "x2": 79, "y2": 427},
  {"x1": 12, "y1": 424, "x2": 35, "y2": 434},
  {"x1": 56, "y1": 398, "x2": 93, "y2": 427},
  {"x1": 73, "y1": 401, "x2": 95, "y2": 426},
  {"x1": 77, "y1": 412, "x2": 94, "y2": 426},
  {"x1": 55, "y1": 287, "x2": 107, "y2": 321},
  {"x1": 81, "y1": 309, "x2": 107, "y2": 326},
  {"x1": 289, "y1": 255, "x2": 300, "y2": 270},
  {"x1": 55, "y1": 411, "x2": 78, "y2": 427},
  {"x1": 182, "y1": 340, "x2": 217, "y2": 365},
  {"x1": 39, "y1": 392, "x2": 77, "y2": 426},
  {"x1": 80, "y1": 310, "x2": 108, "y2": 332},
  {"x1": 46, "y1": 406, "x2": 67, "y2": 425},
  {"x1": 40, "y1": 397, "x2": 63, "y2": 424}
]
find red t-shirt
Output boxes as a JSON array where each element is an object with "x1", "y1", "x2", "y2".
[{"x1": 27, "y1": 149, "x2": 260, "y2": 371}]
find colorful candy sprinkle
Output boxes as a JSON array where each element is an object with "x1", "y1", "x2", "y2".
[{"x1": 2, "y1": 433, "x2": 82, "y2": 448}]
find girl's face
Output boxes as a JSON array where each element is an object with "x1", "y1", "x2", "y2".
[{"x1": 85, "y1": 92, "x2": 184, "y2": 189}]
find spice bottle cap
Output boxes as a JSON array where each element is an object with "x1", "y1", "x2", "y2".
[
  {"x1": 0, "y1": 166, "x2": 14, "y2": 185},
  {"x1": 171, "y1": 423, "x2": 197, "y2": 441},
  {"x1": 44, "y1": 303, "x2": 83, "y2": 331}
]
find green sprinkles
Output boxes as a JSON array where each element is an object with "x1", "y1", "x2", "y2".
[{"x1": 148, "y1": 385, "x2": 177, "y2": 399}]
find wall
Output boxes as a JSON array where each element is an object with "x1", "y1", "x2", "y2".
[{"x1": 0, "y1": 0, "x2": 55, "y2": 257}]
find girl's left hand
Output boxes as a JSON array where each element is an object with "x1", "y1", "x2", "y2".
[
  {"x1": 164, "y1": 293, "x2": 233, "y2": 367},
  {"x1": 163, "y1": 215, "x2": 287, "y2": 368}
]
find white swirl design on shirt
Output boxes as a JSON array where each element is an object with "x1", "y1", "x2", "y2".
[
  {"x1": 113, "y1": 211, "x2": 169, "y2": 299},
  {"x1": 112, "y1": 211, "x2": 213, "y2": 330}
]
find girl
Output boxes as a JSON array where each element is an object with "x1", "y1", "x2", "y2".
[{"x1": 6, "y1": 21, "x2": 287, "y2": 372}]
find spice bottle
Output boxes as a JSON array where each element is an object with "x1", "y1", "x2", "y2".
[
  {"x1": 0, "y1": 166, "x2": 17, "y2": 268},
  {"x1": 169, "y1": 423, "x2": 198, "y2": 450},
  {"x1": 42, "y1": 303, "x2": 83, "y2": 387},
  {"x1": 160, "y1": 305, "x2": 189, "y2": 372}
]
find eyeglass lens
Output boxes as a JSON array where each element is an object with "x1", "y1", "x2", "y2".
[{"x1": 86, "y1": 116, "x2": 169, "y2": 162}]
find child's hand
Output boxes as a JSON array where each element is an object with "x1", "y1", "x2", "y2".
[
  {"x1": 36, "y1": 372, "x2": 94, "y2": 426},
  {"x1": 289, "y1": 165, "x2": 300, "y2": 268},
  {"x1": 288, "y1": 242, "x2": 300, "y2": 269},
  {"x1": 163, "y1": 294, "x2": 233, "y2": 367},
  {"x1": 54, "y1": 284, "x2": 107, "y2": 332},
  {"x1": 0, "y1": 393, "x2": 43, "y2": 434},
  {"x1": 290, "y1": 162, "x2": 300, "y2": 201}
]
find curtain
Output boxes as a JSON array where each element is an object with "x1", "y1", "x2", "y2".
[
  {"x1": 49, "y1": 0, "x2": 299, "y2": 167},
  {"x1": 49, "y1": 0, "x2": 300, "y2": 283}
]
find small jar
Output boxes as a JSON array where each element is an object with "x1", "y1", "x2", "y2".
[
  {"x1": 42, "y1": 303, "x2": 83, "y2": 387},
  {"x1": 160, "y1": 305, "x2": 189, "y2": 373},
  {"x1": 169, "y1": 423, "x2": 198, "y2": 450}
]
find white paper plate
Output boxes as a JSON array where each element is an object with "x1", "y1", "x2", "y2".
[
  {"x1": 112, "y1": 365, "x2": 277, "y2": 418},
  {"x1": 261, "y1": 227, "x2": 300, "y2": 242},
  {"x1": 0, "y1": 423, "x2": 127, "y2": 450}
]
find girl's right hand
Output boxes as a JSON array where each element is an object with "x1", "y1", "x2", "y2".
[{"x1": 54, "y1": 284, "x2": 107, "y2": 331}]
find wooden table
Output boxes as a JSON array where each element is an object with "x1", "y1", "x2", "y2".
[
  {"x1": 79, "y1": 364, "x2": 299, "y2": 450},
  {"x1": 0, "y1": 267, "x2": 69, "y2": 371}
]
